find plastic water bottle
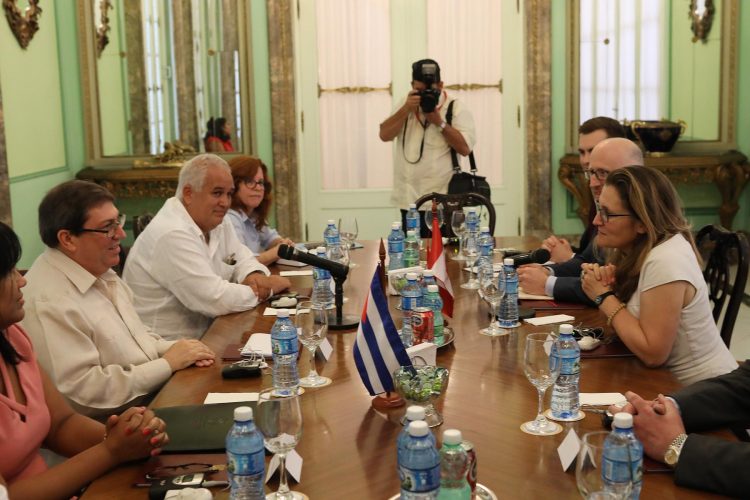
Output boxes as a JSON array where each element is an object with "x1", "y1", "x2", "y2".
[
  {"x1": 323, "y1": 220, "x2": 345, "y2": 263},
  {"x1": 550, "y1": 323, "x2": 581, "y2": 419},
  {"x1": 475, "y1": 227, "x2": 494, "y2": 284},
  {"x1": 397, "y1": 406, "x2": 435, "y2": 458},
  {"x1": 463, "y1": 208, "x2": 480, "y2": 258},
  {"x1": 421, "y1": 269, "x2": 437, "y2": 295},
  {"x1": 404, "y1": 230, "x2": 420, "y2": 268},
  {"x1": 311, "y1": 246, "x2": 334, "y2": 308},
  {"x1": 226, "y1": 406, "x2": 265, "y2": 500},
  {"x1": 406, "y1": 203, "x2": 420, "y2": 235},
  {"x1": 602, "y1": 413, "x2": 644, "y2": 499},
  {"x1": 438, "y1": 429, "x2": 471, "y2": 500},
  {"x1": 398, "y1": 421, "x2": 441, "y2": 499},
  {"x1": 270, "y1": 310, "x2": 299, "y2": 397},
  {"x1": 423, "y1": 284, "x2": 445, "y2": 346},
  {"x1": 400, "y1": 272, "x2": 422, "y2": 347},
  {"x1": 498, "y1": 258, "x2": 519, "y2": 328},
  {"x1": 388, "y1": 222, "x2": 405, "y2": 270}
]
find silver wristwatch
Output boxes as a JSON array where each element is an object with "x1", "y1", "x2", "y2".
[{"x1": 664, "y1": 433, "x2": 688, "y2": 468}]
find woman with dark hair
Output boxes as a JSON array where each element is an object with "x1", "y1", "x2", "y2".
[
  {"x1": 581, "y1": 166, "x2": 736, "y2": 384},
  {"x1": 204, "y1": 117, "x2": 234, "y2": 153},
  {"x1": 227, "y1": 156, "x2": 294, "y2": 265},
  {"x1": 0, "y1": 222, "x2": 168, "y2": 497}
]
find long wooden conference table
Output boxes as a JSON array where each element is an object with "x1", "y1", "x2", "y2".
[{"x1": 83, "y1": 237, "x2": 729, "y2": 499}]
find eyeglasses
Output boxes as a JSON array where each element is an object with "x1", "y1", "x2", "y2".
[
  {"x1": 596, "y1": 206, "x2": 631, "y2": 224},
  {"x1": 243, "y1": 178, "x2": 268, "y2": 190},
  {"x1": 583, "y1": 168, "x2": 609, "y2": 181},
  {"x1": 79, "y1": 213, "x2": 126, "y2": 239}
]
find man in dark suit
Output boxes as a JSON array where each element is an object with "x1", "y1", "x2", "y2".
[
  {"x1": 518, "y1": 136, "x2": 643, "y2": 305},
  {"x1": 613, "y1": 361, "x2": 750, "y2": 497}
]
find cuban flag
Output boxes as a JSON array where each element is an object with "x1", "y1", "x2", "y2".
[
  {"x1": 353, "y1": 269, "x2": 412, "y2": 396},
  {"x1": 428, "y1": 209, "x2": 455, "y2": 317}
]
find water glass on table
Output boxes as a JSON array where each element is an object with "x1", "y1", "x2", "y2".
[
  {"x1": 450, "y1": 211, "x2": 467, "y2": 261},
  {"x1": 295, "y1": 301, "x2": 332, "y2": 388},
  {"x1": 522, "y1": 333, "x2": 562, "y2": 435},
  {"x1": 338, "y1": 216, "x2": 358, "y2": 268},
  {"x1": 576, "y1": 431, "x2": 633, "y2": 499}
]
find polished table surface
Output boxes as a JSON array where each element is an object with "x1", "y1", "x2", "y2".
[{"x1": 83, "y1": 237, "x2": 729, "y2": 499}]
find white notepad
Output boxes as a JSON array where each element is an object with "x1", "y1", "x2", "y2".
[{"x1": 241, "y1": 333, "x2": 273, "y2": 357}]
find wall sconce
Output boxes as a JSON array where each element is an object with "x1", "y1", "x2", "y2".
[{"x1": 689, "y1": 0, "x2": 715, "y2": 43}]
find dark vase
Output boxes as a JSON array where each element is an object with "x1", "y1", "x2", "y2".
[{"x1": 630, "y1": 120, "x2": 687, "y2": 155}]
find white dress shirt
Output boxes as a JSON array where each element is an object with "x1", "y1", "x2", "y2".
[
  {"x1": 21, "y1": 248, "x2": 175, "y2": 419},
  {"x1": 123, "y1": 197, "x2": 269, "y2": 340}
]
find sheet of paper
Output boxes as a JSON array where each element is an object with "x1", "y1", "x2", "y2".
[
  {"x1": 203, "y1": 392, "x2": 259, "y2": 405},
  {"x1": 406, "y1": 342, "x2": 437, "y2": 366},
  {"x1": 524, "y1": 314, "x2": 576, "y2": 326},
  {"x1": 580, "y1": 393, "x2": 626, "y2": 407},
  {"x1": 264, "y1": 308, "x2": 299, "y2": 316},
  {"x1": 319, "y1": 338, "x2": 333, "y2": 360},
  {"x1": 266, "y1": 449, "x2": 303, "y2": 483},
  {"x1": 279, "y1": 270, "x2": 313, "y2": 277},
  {"x1": 557, "y1": 429, "x2": 581, "y2": 472},
  {"x1": 277, "y1": 258, "x2": 308, "y2": 267},
  {"x1": 519, "y1": 290, "x2": 555, "y2": 301},
  {"x1": 241, "y1": 333, "x2": 273, "y2": 357}
]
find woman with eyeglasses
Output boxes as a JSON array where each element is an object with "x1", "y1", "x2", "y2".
[
  {"x1": 227, "y1": 156, "x2": 294, "y2": 266},
  {"x1": 0, "y1": 222, "x2": 168, "y2": 497},
  {"x1": 581, "y1": 166, "x2": 736, "y2": 384}
]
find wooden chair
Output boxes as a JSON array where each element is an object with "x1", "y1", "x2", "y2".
[
  {"x1": 414, "y1": 192, "x2": 496, "y2": 237},
  {"x1": 116, "y1": 213, "x2": 154, "y2": 276},
  {"x1": 696, "y1": 224, "x2": 750, "y2": 348}
]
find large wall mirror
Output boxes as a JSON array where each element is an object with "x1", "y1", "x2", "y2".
[
  {"x1": 78, "y1": 0, "x2": 255, "y2": 165},
  {"x1": 566, "y1": 0, "x2": 738, "y2": 153}
]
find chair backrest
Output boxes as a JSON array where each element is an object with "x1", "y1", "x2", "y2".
[
  {"x1": 414, "y1": 191, "x2": 496, "y2": 237},
  {"x1": 696, "y1": 224, "x2": 750, "y2": 348},
  {"x1": 116, "y1": 213, "x2": 154, "y2": 276}
]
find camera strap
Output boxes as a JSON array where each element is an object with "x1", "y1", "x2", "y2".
[
  {"x1": 446, "y1": 100, "x2": 478, "y2": 175},
  {"x1": 401, "y1": 113, "x2": 429, "y2": 165}
]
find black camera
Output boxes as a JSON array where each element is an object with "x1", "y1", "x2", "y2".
[{"x1": 417, "y1": 62, "x2": 441, "y2": 113}]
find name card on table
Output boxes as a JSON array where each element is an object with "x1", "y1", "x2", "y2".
[
  {"x1": 406, "y1": 342, "x2": 437, "y2": 366},
  {"x1": 279, "y1": 270, "x2": 313, "y2": 277},
  {"x1": 524, "y1": 314, "x2": 576, "y2": 326},
  {"x1": 557, "y1": 429, "x2": 581, "y2": 472},
  {"x1": 266, "y1": 449, "x2": 303, "y2": 483},
  {"x1": 318, "y1": 338, "x2": 333, "y2": 360},
  {"x1": 204, "y1": 393, "x2": 259, "y2": 404}
]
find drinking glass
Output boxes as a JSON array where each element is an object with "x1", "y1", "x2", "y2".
[
  {"x1": 460, "y1": 239, "x2": 480, "y2": 290},
  {"x1": 424, "y1": 205, "x2": 445, "y2": 235},
  {"x1": 338, "y1": 216, "x2": 358, "y2": 268},
  {"x1": 522, "y1": 333, "x2": 562, "y2": 435},
  {"x1": 295, "y1": 301, "x2": 331, "y2": 388},
  {"x1": 450, "y1": 211, "x2": 467, "y2": 261},
  {"x1": 576, "y1": 431, "x2": 633, "y2": 499},
  {"x1": 256, "y1": 388, "x2": 304, "y2": 500},
  {"x1": 479, "y1": 266, "x2": 506, "y2": 336}
]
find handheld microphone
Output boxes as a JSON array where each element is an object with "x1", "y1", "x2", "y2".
[
  {"x1": 277, "y1": 244, "x2": 349, "y2": 280},
  {"x1": 511, "y1": 248, "x2": 551, "y2": 267}
]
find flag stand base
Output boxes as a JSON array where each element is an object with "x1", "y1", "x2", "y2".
[
  {"x1": 372, "y1": 392, "x2": 405, "y2": 410},
  {"x1": 329, "y1": 315, "x2": 360, "y2": 330}
]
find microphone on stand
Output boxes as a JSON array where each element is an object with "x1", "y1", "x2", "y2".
[
  {"x1": 509, "y1": 248, "x2": 551, "y2": 267},
  {"x1": 277, "y1": 244, "x2": 349, "y2": 280}
]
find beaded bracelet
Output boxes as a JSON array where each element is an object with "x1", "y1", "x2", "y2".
[{"x1": 606, "y1": 302, "x2": 627, "y2": 326}]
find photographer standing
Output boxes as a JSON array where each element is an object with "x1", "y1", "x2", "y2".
[{"x1": 380, "y1": 59, "x2": 476, "y2": 236}]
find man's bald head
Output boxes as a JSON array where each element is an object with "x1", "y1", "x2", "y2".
[{"x1": 588, "y1": 138, "x2": 644, "y2": 199}]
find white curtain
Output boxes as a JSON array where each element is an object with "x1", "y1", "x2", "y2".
[
  {"x1": 580, "y1": 0, "x2": 666, "y2": 122},
  {"x1": 427, "y1": 0, "x2": 503, "y2": 187},
  {"x1": 316, "y1": 0, "x2": 392, "y2": 189}
]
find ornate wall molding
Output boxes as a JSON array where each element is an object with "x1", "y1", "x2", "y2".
[
  {"x1": 0, "y1": 82, "x2": 10, "y2": 225},
  {"x1": 266, "y1": 0, "x2": 300, "y2": 240},
  {"x1": 3, "y1": 0, "x2": 42, "y2": 49},
  {"x1": 524, "y1": 0, "x2": 552, "y2": 235}
]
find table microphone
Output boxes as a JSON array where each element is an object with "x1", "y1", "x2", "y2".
[
  {"x1": 510, "y1": 248, "x2": 551, "y2": 267},
  {"x1": 277, "y1": 244, "x2": 349, "y2": 280}
]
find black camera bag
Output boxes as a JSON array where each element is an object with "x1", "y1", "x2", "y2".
[{"x1": 445, "y1": 100, "x2": 491, "y2": 200}]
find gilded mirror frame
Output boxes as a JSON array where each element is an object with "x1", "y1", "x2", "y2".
[
  {"x1": 565, "y1": 0, "x2": 738, "y2": 154},
  {"x1": 77, "y1": 0, "x2": 257, "y2": 166}
]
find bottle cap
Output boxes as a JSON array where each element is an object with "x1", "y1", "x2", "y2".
[
  {"x1": 409, "y1": 203, "x2": 417, "y2": 209},
  {"x1": 327, "y1": 219, "x2": 335, "y2": 225},
  {"x1": 276, "y1": 309, "x2": 290, "y2": 318},
  {"x1": 315, "y1": 246, "x2": 326, "y2": 255},
  {"x1": 481, "y1": 226, "x2": 490, "y2": 233},
  {"x1": 443, "y1": 429, "x2": 463, "y2": 445},
  {"x1": 427, "y1": 284, "x2": 439, "y2": 293},
  {"x1": 406, "y1": 272, "x2": 418, "y2": 281},
  {"x1": 559, "y1": 324, "x2": 574, "y2": 335},
  {"x1": 503, "y1": 258, "x2": 514, "y2": 266},
  {"x1": 613, "y1": 412, "x2": 634, "y2": 429},
  {"x1": 405, "y1": 405, "x2": 426, "y2": 422},
  {"x1": 407, "y1": 230, "x2": 416, "y2": 237},
  {"x1": 391, "y1": 222, "x2": 400, "y2": 229},
  {"x1": 408, "y1": 420, "x2": 429, "y2": 437},
  {"x1": 423, "y1": 269, "x2": 434, "y2": 277},
  {"x1": 234, "y1": 406, "x2": 253, "y2": 422}
]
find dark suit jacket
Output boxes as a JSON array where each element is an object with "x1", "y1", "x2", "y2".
[
  {"x1": 548, "y1": 238, "x2": 602, "y2": 306},
  {"x1": 671, "y1": 361, "x2": 750, "y2": 497}
]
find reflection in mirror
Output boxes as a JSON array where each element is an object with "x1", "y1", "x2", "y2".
[
  {"x1": 572, "y1": 0, "x2": 736, "y2": 149},
  {"x1": 88, "y1": 0, "x2": 247, "y2": 158},
  {"x1": 95, "y1": 0, "x2": 112, "y2": 57}
]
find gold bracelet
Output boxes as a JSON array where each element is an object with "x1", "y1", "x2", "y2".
[{"x1": 607, "y1": 302, "x2": 627, "y2": 326}]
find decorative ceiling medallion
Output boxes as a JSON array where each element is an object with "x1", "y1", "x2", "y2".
[{"x1": 3, "y1": 0, "x2": 42, "y2": 49}]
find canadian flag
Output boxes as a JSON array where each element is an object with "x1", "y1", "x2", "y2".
[{"x1": 427, "y1": 205, "x2": 454, "y2": 318}]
